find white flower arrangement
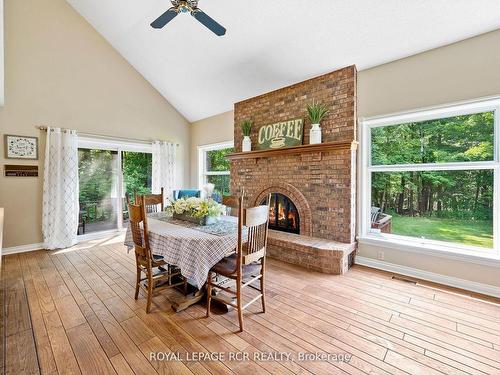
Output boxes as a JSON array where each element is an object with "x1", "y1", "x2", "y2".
[
  {"x1": 202, "y1": 183, "x2": 215, "y2": 198},
  {"x1": 167, "y1": 196, "x2": 224, "y2": 220}
]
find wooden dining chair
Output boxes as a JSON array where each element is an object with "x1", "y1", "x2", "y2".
[
  {"x1": 222, "y1": 194, "x2": 241, "y2": 217},
  {"x1": 140, "y1": 187, "x2": 181, "y2": 286},
  {"x1": 206, "y1": 193, "x2": 271, "y2": 332},
  {"x1": 128, "y1": 196, "x2": 186, "y2": 313},
  {"x1": 142, "y1": 187, "x2": 164, "y2": 213}
]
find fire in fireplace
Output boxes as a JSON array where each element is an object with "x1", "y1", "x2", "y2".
[{"x1": 262, "y1": 193, "x2": 300, "y2": 234}]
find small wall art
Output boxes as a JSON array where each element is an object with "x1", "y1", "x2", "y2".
[{"x1": 4, "y1": 134, "x2": 39, "y2": 160}]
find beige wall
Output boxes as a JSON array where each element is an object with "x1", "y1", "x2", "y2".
[
  {"x1": 356, "y1": 28, "x2": 500, "y2": 288},
  {"x1": 189, "y1": 29, "x2": 500, "y2": 288},
  {"x1": 358, "y1": 29, "x2": 500, "y2": 118},
  {"x1": 189, "y1": 111, "x2": 234, "y2": 188},
  {"x1": 0, "y1": 0, "x2": 190, "y2": 248}
]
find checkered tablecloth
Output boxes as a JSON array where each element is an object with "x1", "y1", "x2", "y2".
[{"x1": 124, "y1": 215, "x2": 242, "y2": 288}]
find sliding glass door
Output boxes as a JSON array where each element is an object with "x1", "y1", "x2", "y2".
[
  {"x1": 78, "y1": 148, "x2": 120, "y2": 234},
  {"x1": 121, "y1": 151, "x2": 152, "y2": 223},
  {"x1": 77, "y1": 139, "x2": 152, "y2": 236}
]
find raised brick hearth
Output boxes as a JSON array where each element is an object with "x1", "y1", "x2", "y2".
[
  {"x1": 267, "y1": 231, "x2": 357, "y2": 274},
  {"x1": 229, "y1": 65, "x2": 358, "y2": 274}
]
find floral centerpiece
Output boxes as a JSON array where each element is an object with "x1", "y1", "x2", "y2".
[{"x1": 167, "y1": 197, "x2": 225, "y2": 226}]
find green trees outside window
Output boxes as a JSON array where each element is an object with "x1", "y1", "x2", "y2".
[
  {"x1": 78, "y1": 149, "x2": 118, "y2": 226},
  {"x1": 370, "y1": 112, "x2": 495, "y2": 249},
  {"x1": 122, "y1": 151, "x2": 152, "y2": 196},
  {"x1": 204, "y1": 147, "x2": 233, "y2": 199},
  {"x1": 78, "y1": 148, "x2": 152, "y2": 232},
  {"x1": 371, "y1": 112, "x2": 494, "y2": 165},
  {"x1": 206, "y1": 148, "x2": 232, "y2": 171}
]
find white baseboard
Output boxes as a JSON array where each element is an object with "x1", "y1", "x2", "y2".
[
  {"x1": 2, "y1": 242, "x2": 44, "y2": 256},
  {"x1": 355, "y1": 256, "x2": 500, "y2": 299},
  {"x1": 2, "y1": 229, "x2": 127, "y2": 256}
]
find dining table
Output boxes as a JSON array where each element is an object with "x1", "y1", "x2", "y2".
[{"x1": 124, "y1": 212, "x2": 245, "y2": 312}]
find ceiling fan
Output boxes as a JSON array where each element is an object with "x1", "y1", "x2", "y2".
[{"x1": 151, "y1": 0, "x2": 226, "y2": 36}]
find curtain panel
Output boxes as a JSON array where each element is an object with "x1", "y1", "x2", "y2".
[
  {"x1": 42, "y1": 127, "x2": 79, "y2": 250},
  {"x1": 152, "y1": 141, "x2": 176, "y2": 204}
]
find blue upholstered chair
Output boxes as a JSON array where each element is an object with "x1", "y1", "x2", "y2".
[
  {"x1": 212, "y1": 192, "x2": 222, "y2": 203},
  {"x1": 173, "y1": 189, "x2": 201, "y2": 200}
]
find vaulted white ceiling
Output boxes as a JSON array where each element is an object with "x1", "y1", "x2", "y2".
[{"x1": 66, "y1": 0, "x2": 500, "y2": 122}]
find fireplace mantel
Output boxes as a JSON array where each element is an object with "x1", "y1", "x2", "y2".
[
  {"x1": 231, "y1": 66, "x2": 358, "y2": 272},
  {"x1": 226, "y1": 140, "x2": 358, "y2": 161}
]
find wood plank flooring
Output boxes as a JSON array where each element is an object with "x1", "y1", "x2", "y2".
[{"x1": 1, "y1": 236, "x2": 500, "y2": 374}]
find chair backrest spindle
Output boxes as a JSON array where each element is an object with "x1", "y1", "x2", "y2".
[
  {"x1": 242, "y1": 195, "x2": 271, "y2": 261},
  {"x1": 222, "y1": 194, "x2": 242, "y2": 217},
  {"x1": 142, "y1": 187, "x2": 164, "y2": 213},
  {"x1": 128, "y1": 196, "x2": 153, "y2": 269}
]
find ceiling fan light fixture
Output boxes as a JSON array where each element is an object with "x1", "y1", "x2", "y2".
[{"x1": 150, "y1": 0, "x2": 226, "y2": 36}]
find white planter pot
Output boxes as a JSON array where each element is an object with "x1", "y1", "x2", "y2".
[
  {"x1": 310, "y1": 123, "x2": 322, "y2": 144},
  {"x1": 242, "y1": 136, "x2": 252, "y2": 152}
]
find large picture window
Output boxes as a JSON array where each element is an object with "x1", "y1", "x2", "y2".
[
  {"x1": 361, "y1": 98, "x2": 500, "y2": 257},
  {"x1": 198, "y1": 141, "x2": 234, "y2": 201}
]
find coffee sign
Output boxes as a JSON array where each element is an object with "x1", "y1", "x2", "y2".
[{"x1": 256, "y1": 119, "x2": 304, "y2": 150}]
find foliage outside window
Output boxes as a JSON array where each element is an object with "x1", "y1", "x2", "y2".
[
  {"x1": 371, "y1": 112, "x2": 494, "y2": 165},
  {"x1": 122, "y1": 151, "x2": 152, "y2": 196},
  {"x1": 78, "y1": 147, "x2": 152, "y2": 232},
  {"x1": 78, "y1": 149, "x2": 118, "y2": 225},
  {"x1": 199, "y1": 143, "x2": 234, "y2": 201},
  {"x1": 365, "y1": 105, "x2": 498, "y2": 252},
  {"x1": 372, "y1": 170, "x2": 493, "y2": 248}
]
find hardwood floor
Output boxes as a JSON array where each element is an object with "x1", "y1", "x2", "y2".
[{"x1": 1, "y1": 236, "x2": 500, "y2": 374}]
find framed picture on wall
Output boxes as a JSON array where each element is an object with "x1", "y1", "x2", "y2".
[{"x1": 4, "y1": 134, "x2": 39, "y2": 160}]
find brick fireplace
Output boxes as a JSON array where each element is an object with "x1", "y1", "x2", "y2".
[{"x1": 228, "y1": 66, "x2": 358, "y2": 274}]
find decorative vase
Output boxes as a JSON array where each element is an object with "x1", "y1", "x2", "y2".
[
  {"x1": 242, "y1": 136, "x2": 252, "y2": 152},
  {"x1": 310, "y1": 123, "x2": 322, "y2": 144}
]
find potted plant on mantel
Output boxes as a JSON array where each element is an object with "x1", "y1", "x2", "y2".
[
  {"x1": 306, "y1": 101, "x2": 329, "y2": 144},
  {"x1": 241, "y1": 120, "x2": 253, "y2": 152}
]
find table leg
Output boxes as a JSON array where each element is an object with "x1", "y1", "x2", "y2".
[
  {"x1": 169, "y1": 276, "x2": 238, "y2": 313},
  {"x1": 170, "y1": 285, "x2": 206, "y2": 312}
]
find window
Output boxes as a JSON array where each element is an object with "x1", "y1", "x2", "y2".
[
  {"x1": 198, "y1": 141, "x2": 234, "y2": 201},
  {"x1": 121, "y1": 151, "x2": 152, "y2": 222},
  {"x1": 121, "y1": 151, "x2": 152, "y2": 196},
  {"x1": 78, "y1": 137, "x2": 152, "y2": 235},
  {"x1": 78, "y1": 148, "x2": 120, "y2": 233},
  {"x1": 361, "y1": 98, "x2": 500, "y2": 257}
]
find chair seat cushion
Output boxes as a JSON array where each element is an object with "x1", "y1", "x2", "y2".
[
  {"x1": 211, "y1": 253, "x2": 262, "y2": 277},
  {"x1": 150, "y1": 254, "x2": 166, "y2": 268}
]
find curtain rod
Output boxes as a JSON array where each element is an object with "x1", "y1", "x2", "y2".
[{"x1": 36, "y1": 125, "x2": 180, "y2": 146}]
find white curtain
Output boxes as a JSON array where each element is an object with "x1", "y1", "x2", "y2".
[
  {"x1": 152, "y1": 141, "x2": 176, "y2": 204},
  {"x1": 42, "y1": 127, "x2": 79, "y2": 250}
]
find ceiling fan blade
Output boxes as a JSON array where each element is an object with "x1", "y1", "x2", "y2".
[
  {"x1": 191, "y1": 9, "x2": 226, "y2": 36},
  {"x1": 151, "y1": 7, "x2": 179, "y2": 29}
]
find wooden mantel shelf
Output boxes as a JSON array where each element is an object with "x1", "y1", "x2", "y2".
[{"x1": 226, "y1": 140, "x2": 358, "y2": 161}]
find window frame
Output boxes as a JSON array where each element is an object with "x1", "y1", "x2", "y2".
[
  {"x1": 360, "y1": 97, "x2": 500, "y2": 260},
  {"x1": 197, "y1": 141, "x2": 234, "y2": 193}
]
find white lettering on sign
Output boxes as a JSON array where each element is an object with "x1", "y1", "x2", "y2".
[{"x1": 257, "y1": 119, "x2": 303, "y2": 149}]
